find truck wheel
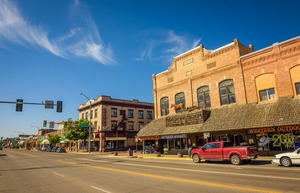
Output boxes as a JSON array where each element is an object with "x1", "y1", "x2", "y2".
[
  {"x1": 192, "y1": 154, "x2": 201, "y2": 163},
  {"x1": 280, "y1": 157, "x2": 292, "y2": 167},
  {"x1": 230, "y1": 154, "x2": 241, "y2": 165}
]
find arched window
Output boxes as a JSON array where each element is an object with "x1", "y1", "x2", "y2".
[
  {"x1": 175, "y1": 93, "x2": 185, "y2": 112},
  {"x1": 197, "y1": 86, "x2": 211, "y2": 108},
  {"x1": 219, "y1": 80, "x2": 236, "y2": 105},
  {"x1": 160, "y1": 97, "x2": 169, "y2": 116},
  {"x1": 290, "y1": 65, "x2": 300, "y2": 97},
  {"x1": 255, "y1": 74, "x2": 277, "y2": 102}
]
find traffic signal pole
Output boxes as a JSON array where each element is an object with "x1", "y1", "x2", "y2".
[{"x1": 0, "y1": 100, "x2": 63, "y2": 112}]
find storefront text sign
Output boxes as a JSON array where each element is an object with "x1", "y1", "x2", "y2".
[
  {"x1": 248, "y1": 125, "x2": 300, "y2": 134},
  {"x1": 140, "y1": 136, "x2": 160, "y2": 140},
  {"x1": 102, "y1": 108, "x2": 106, "y2": 129},
  {"x1": 161, "y1": 134, "x2": 187, "y2": 139}
]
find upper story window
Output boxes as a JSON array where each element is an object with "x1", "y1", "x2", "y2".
[
  {"x1": 219, "y1": 80, "x2": 236, "y2": 105},
  {"x1": 128, "y1": 122, "x2": 134, "y2": 130},
  {"x1": 85, "y1": 112, "x2": 88, "y2": 120},
  {"x1": 147, "y1": 111, "x2": 152, "y2": 119},
  {"x1": 91, "y1": 110, "x2": 93, "y2": 119},
  {"x1": 128, "y1": 109, "x2": 134, "y2": 118},
  {"x1": 95, "y1": 109, "x2": 98, "y2": 118},
  {"x1": 259, "y1": 88, "x2": 276, "y2": 101},
  {"x1": 94, "y1": 121, "x2": 97, "y2": 130},
  {"x1": 111, "y1": 121, "x2": 117, "y2": 130},
  {"x1": 160, "y1": 97, "x2": 169, "y2": 116},
  {"x1": 138, "y1": 110, "x2": 144, "y2": 119},
  {"x1": 290, "y1": 65, "x2": 300, "y2": 97},
  {"x1": 82, "y1": 113, "x2": 84, "y2": 120},
  {"x1": 197, "y1": 86, "x2": 211, "y2": 108},
  {"x1": 295, "y1": 82, "x2": 300, "y2": 95},
  {"x1": 111, "y1": 108, "x2": 117, "y2": 117},
  {"x1": 255, "y1": 74, "x2": 277, "y2": 103},
  {"x1": 175, "y1": 93, "x2": 185, "y2": 112},
  {"x1": 139, "y1": 122, "x2": 144, "y2": 130}
]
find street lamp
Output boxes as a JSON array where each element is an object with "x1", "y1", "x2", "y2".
[{"x1": 80, "y1": 92, "x2": 92, "y2": 153}]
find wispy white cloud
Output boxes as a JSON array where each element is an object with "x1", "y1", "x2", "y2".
[
  {"x1": 0, "y1": 0, "x2": 63, "y2": 57},
  {"x1": 0, "y1": 0, "x2": 115, "y2": 65},
  {"x1": 135, "y1": 30, "x2": 201, "y2": 64}
]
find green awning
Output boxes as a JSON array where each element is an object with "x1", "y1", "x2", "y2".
[{"x1": 60, "y1": 138, "x2": 70, "y2": 143}]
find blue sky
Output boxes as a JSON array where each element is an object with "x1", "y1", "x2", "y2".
[{"x1": 0, "y1": 0, "x2": 299, "y2": 139}]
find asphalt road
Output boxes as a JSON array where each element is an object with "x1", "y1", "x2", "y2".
[{"x1": 1, "y1": 149, "x2": 300, "y2": 193}]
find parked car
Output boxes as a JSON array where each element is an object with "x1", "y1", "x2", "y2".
[
  {"x1": 56, "y1": 147, "x2": 66, "y2": 153},
  {"x1": 38, "y1": 146, "x2": 42, "y2": 151},
  {"x1": 144, "y1": 146, "x2": 154, "y2": 154},
  {"x1": 272, "y1": 148, "x2": 300, "y2": 167},
  {"x1": 41, "y1": 146, "x2": 47, "y2": 151},
  {"x1": 46, "y1": 147, "x2": 52, "y2": 152},
  {"x1": 191, "y1": 141, "x2": 259, "y2": 165},
  {"x1": 51, "y1": 147, "x2": 58, "y2": 152}
]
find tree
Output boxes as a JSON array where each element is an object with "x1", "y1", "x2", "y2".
[
  {"x1": 48, "y1": 134, "x2": 61, "y2": 145},
  {"x1": 65, "y1": 119, "x2": 90, "y2": 151}
]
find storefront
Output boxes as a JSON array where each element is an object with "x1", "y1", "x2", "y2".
[{"x1": 249, "y1": 125, "x2": 300, "y2": 154}]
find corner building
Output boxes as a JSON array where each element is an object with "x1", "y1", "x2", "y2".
[
  {"x1": 78, "y1": 96, "x2": 154, "y2": 151},
  {"x1": 138, "y1": 36, "x2": 300, "y2": 155}
]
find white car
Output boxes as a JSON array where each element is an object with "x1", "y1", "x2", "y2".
[{"x1": 272, "y1": 148, "x2": 300, "y2": 167}]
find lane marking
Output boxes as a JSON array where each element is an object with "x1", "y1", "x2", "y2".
[
  {"x1": 52, "y1": 172, "x2": 65, "y2": 177},
  {"x1": 91, "y1": 186, "x2": 111, "y2": 193},
  {"x1": 57, "y1": 160, "x2": 281, "y2": 193},
  {"x1": 76, "y1": 158, "x2": 300, "y2": 181},
  {"x1": 5, "y1": 153, "x2": 18, "y2": 158},
  {"x1": 7, "y1": 151, "x2": 36, "y2": 157}
]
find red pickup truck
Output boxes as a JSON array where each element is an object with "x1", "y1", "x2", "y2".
[{"x1": 191, "y1": 141, "x2": 259, "y2": 165}]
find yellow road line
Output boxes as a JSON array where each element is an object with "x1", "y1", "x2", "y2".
[
  {"x1": 57, "y1": 160, "x2": 281, "y2": 193},
  {"x1": 9, "y1": 151, "x2": 36, "y2": 157}
]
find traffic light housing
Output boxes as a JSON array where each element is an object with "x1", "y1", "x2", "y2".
[
  {"x1": 16, "y1": 99, "x2": 23, "y2": 112},
  {"x1": 43, "y1": 120, "x2": 47, "y2": 127},
  {"x1": 57, "y1": 101, "x2": 63, "y2": 112},
  {"x1": 64, "y1": 122, "x2": 68, "y2": 128}
]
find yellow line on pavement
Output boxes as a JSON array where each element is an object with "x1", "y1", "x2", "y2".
[
  {"x1": 9, "y1": 151, "x2": 36, "y2": 157},
  {"x1": 57, "y1": 160, "x2": 281, "y2": 193}
]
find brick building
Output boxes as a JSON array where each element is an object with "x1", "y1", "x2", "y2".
[
  {"x1": 78, "y1": 96, "x2": 154, "y2": 151},
  {"x1": 138, "y1": 36, "x2": 300, "y2": 155}
]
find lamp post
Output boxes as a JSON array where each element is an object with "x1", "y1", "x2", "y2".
[{"x1": 80, "y1": 92, "x2": 92, "y2": 153}]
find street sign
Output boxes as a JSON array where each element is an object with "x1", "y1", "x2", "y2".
[
  {"x1": 49, "y1": 121, "x2": 54, "y2": 128},
  {"x1": 45, "y1": 100, "x2": 54, "y2": 109},
  {"x1": 81, "y1": 123, "x2": 89, "y2": 127}
]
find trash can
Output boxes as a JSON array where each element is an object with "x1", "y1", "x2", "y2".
[{"x1": 129, "y1": 149, "x2": 133, "y2": 156}]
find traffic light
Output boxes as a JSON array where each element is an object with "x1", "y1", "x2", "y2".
[
  {"x1": 16, "y1": 99, "x2": 23, "y2": 112},
  {"x1": 57, "y1": 101, "x2": 63, "y2": 112},
  {"x1": 43, "y1": 120, "x2": 47, "y2": 127},
  {"x1": 64, "y1": 122, "x2": 68, "y2": 128}
]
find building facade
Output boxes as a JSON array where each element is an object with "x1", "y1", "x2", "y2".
[
  {"x1": 78, "y1": 96, "x2": 154, "y2": 151},
  {"x1": 138, "y1": 36, "x2": 300, "y2": 155}
]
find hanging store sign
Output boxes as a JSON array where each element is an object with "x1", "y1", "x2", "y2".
[
  {"x1": 105, "y1": 137, "x2": 126, "y2": 141},
  {"x1": 248, "y1": 125, "x2": 300, "y2": 134},
  {"x1": 102, "y1": 109, "x2": 106, "y2": 129},
  {"x1": 161, "y1": 134, "x2": 187, "y2": 139}
]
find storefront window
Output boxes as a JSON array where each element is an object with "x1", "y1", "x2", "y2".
[
  {"x1": 295, "y1": 82, "x2": 300, "y2": 95},
  {"x1": 256, "y1": 130, "x2": 300, "y2": 151}
]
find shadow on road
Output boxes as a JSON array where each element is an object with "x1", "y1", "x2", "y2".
[{"x1": 0, "y1": 154, "x2": 7, "y2": 156}]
